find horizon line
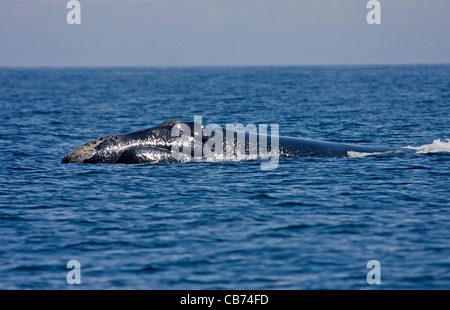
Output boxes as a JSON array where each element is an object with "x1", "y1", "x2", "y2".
[{"x1": 1, "y1": 62, "x2": 450, "y2": 69}]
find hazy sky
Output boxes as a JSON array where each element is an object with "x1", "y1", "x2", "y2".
[{"x1": 1, "y1": 0, "x2": 449, "y2": 66}]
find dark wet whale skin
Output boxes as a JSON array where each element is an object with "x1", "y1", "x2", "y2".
[
  {"x1": 62, "y1": 120, "x2": 183, "y2": 164},
  {"x1": 61, "y1": 120, "x2": 405, "y2": 164}
]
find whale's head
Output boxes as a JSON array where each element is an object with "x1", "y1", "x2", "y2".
[
  {"x1": 61, "y1": 134, "x2": 122, "y2": 163},
  {"x1": 61, "y1": 120, "x2": 186, "y2": 164}
]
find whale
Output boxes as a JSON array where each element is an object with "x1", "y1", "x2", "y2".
[{"x1": 62, "y1": 119, "x2": 409, "y2": 164}]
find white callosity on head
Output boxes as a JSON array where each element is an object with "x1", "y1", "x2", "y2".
[{"x1": 62, "y1": 135, "x2": 118, "y2": 163}]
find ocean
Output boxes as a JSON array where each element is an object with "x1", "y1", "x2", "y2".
[{"x1": 0, "y1": 65, "x2": 449, "y2": 289}]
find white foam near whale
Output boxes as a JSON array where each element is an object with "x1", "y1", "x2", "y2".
[
  {"x1": 347, "y1": 139, "x2": 450, "y2": 158},
  {"x1": 405, "y1": 139, "x2": 450, "y2": 154}
]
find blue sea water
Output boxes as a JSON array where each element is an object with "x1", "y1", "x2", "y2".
[{"x1": 0, "y1": 65, "x2": 449, "y2": 289}]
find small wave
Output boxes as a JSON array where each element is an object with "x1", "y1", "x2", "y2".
[{"x1": 405, "y1": 139, "x2": 450, "y2": 154}]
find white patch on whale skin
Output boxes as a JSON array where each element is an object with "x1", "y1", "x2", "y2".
[
  {"x1": 137, "y1": 149, "x2": 172, "y2": 163},
  {"x1": 346, "y1": 150, "x2": 406, "y2": 158},
  {"x1": 347, "y1": 151, "x2": 379, "y2": 158}
]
